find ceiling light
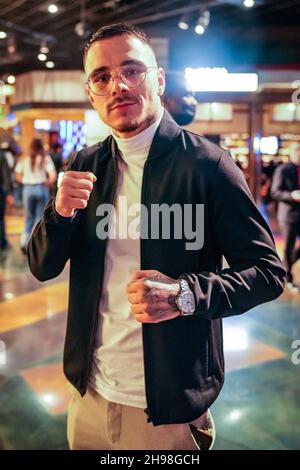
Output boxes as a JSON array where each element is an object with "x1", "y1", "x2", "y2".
[
  {"x1": 75, "y1": 21, "x2": 86, "y2": 37},
  {"x1": 38, "y1": 53, "x2": 47, "y2": 61},
  {"x1": 40, "y1": 45, "x2": 49, "y2": 54},
  {"x1": 195, "y1": 10, "x2": 210, "y2": 35},
  {"x1": 243, "y1": 0, "x2": 255, "y2": 7},
  {"x1": 8, "y1": 45, "x2": 16, "y2": 54},
  {"x1": 0, "y1": 31, "x2": 7, "y2": 39},
  {"x1": 178, "y1": 13, "x2": 190, "y2": 30},
  {"x1": 7, "y1": 75, "x2": 15, "y2": 85},
  {"x1": 46, "y1": 61, "x2": 55, "y2": 68},
  {"x1": 48, "y1": 4, "x2": 58, "y2": 14},
  {"x1": 195, "y1": 24, "x2": 205, "y2": 35},
  {"x1": 201, "y1": 10, "x2": 210, "y2": 27},
  {"x1": 178, "y1": 20, "x2": 189, "y2": 30}
]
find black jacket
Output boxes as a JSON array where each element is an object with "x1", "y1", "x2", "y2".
[
  {"x1": 271, "y1": 162, "x2": 300, "y2": 223},
  {"x1": 28, "y1": 110, "x2": 285, "y2": 426},
  {"x1": 0, "y1": 150, "x2": 13, "y2": 194}
]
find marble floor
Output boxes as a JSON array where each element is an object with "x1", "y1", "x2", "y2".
[{"x1": 0, "y1": 209, "x2": 299, "y2": 450}]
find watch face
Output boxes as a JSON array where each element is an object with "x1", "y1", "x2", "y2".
[{"x1": 178, "y1": 291, "x2": 195, "y2": 315}]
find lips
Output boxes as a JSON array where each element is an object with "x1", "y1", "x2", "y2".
[{"x1": 110, "y1": 101, "x2": 136, "y2": 111}]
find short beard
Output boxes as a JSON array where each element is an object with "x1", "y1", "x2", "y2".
[{"x1": 115, "y1": 114, "x2": 157, "y2": 134}]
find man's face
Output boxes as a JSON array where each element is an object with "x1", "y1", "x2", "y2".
[{"x1": 85, "y1": 35, "x2": 165, "y2": 138}]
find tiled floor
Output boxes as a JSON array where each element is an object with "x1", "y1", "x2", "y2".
[{"x1": 0, "y1": 210, "x2": 299, "y2": 450}]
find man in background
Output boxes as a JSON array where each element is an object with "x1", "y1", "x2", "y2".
[{"x1": 271, "y1": 142, "x2": 300, "y2": 292}]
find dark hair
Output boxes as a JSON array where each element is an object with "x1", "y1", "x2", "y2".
[
  {"x1": 83, "y1": 23, "x2": 153, "y2": 66},
  {"x1": 29, "y1": 138, "x2": 46, "y2": 171}
]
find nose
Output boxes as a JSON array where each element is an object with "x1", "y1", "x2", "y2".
[{"x1": 110, "y1": 72, "x2": 129, "y2": 95}]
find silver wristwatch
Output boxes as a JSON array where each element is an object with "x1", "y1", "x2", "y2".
[{"x1": 176, "y1": 279, "x2": 196, "y2": 316}]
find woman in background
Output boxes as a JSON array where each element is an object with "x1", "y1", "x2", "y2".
[{"x1": 15, "y1": 138, "x2": 56, "y2": 254}]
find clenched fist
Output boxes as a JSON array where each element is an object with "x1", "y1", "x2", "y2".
[
  {"x1": 55, "y1": 171, "x2": 97, "y2": 218},
  {"x1": 126, "y1": 269, "x2": 181, "y2": 323}
]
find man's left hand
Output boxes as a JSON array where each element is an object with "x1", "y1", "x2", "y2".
[{"x1": 126, "y1": 269, "x2": 181, "y2": 323}]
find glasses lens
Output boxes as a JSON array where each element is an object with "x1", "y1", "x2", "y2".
[
  {"x1": 89, "y1": 72, "x2": 112, "y2": 95},
  {"x1": 89, "y1": 65, "x2": 148, "y2": 95},
  {"x1": 120, "y1": 65, "x2": 146, "y2": 87}
]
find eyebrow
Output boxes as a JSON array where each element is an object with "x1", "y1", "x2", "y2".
[{"x1": 88, "y1": 59, "x2": 146, "y2": 79}]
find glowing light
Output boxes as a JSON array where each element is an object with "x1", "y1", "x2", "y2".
[
  {"x1": 8, "y1": 45, "x2": 16, "y2": 54},
  {"x1": 48, "y1": 4, "x2": 58, "y2": 14},
  {"x1": 40, "y1": 46, "x2": 49, "y2": 54},
  {"x1": 46, "y1": 61, "x2": 55, "y2": 68},
  {"x1": 178, "y1": 21, "x2": 189, "y2": 30},
  {"x1": 0, "y1": 31, "x2": 7, "y2": 39},
  {"x1": 223, "y1": 327, "x2": 249, "y2": 351},
  {"x1": 195, "y1": 24, "x2": 205, "y2": 35},
  {"x1": 41, "y1": 393, "x2": 56, "y2": 405},
  {"x1": 228, "y1": 410, "x2": 242, "y2": 421},
  {"x1": 259, "y1": 136, "x2": 278, "y2": 155},
  {"x1": 38, "y1": 53, "x2": 47, "y2": 61},
  {"x1": 243, "y1": 0, "x2": 255, "y2": 7},
  {"x1": 185, "y1": 67, "x2": 258, "y2": 92},
  {"x1": 4, "y1": 292, "x2": 14, "y2": 300},
  {"x1": 7, "y1": 75, "x2": 15, "y2": 85}
]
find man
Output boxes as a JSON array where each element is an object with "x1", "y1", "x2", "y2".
[
  {"x1": 271, "y1": 142, "x2": 300, "y2": 292},
  {"x1": 162, "y1": 71, "x2": 197, "y2": 126},
  {"x1": 28, "y1": 23, "x2": 285, "y2": 450},
  {"x1": 0, "y1": 146, "x2": 14, "y2": 250}
]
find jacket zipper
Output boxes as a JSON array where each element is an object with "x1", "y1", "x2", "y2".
[
  {"x1": 140, "y1": 159, "x2": 153, "y2": 424},
  {"x1": 84, "y1": 154, "x2": 118, "y2": 393},
  {"x1": 208, "y1": 323, "x2": 213, "y2": 377}
]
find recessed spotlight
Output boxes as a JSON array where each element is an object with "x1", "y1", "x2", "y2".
[
  {"x1": 0, "y1": 31, "x2": 7, "y2": 39},
  {"x1": 195, "y1": 24, "x2": 205, "y2": 35},
  {"x1": 243, "y1": 0, "x2": 255, "y2": 7},
  {"x1": 178, "y1": 21, "x2": 189, "y2": 30},
  {"x1": 40, "y1": 46, "x2": 49, "y2": 54},
  {"x1": 48, "y1": 4, "x2": 58, "y2": 14},
  {"x1": 38, "y1": 53, "x2": 47, "y2": 61},
  {"x1": 46, "y1": 61, "x2": 55, "y2": 69},
  {"x1": 7, "y1": 75, "x2": 15, "y2": 84}
]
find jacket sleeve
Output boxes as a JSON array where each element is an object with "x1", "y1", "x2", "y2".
[
  {"x1": 28, "y1": 156, "x2": 81, "y2": 282},
  {"x1": 271, "y1": 165, "x2": 294, "y2": 203},
  {"x1": 180, "y1": 151, "x2": 286, "y2": 320}
]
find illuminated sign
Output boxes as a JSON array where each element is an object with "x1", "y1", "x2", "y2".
[{"x1": 185, "y1": 67, "x2": 258, "y2": 92}]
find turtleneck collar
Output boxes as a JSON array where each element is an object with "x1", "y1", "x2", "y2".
[{"x1": 112, "y1": 108, "x2": 164, "y2": 164}]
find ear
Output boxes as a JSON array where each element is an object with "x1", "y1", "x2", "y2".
[
  {"x1": 86, "y1": 84, "x2": 95, "y2": 106},
  {"x1": 157, "y1": 67, "x2": 165, "y2": 97}
]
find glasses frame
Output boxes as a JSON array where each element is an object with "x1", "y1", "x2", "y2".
[{"x1": 86, "y1": 66, "x2": 158, "y2": 96}]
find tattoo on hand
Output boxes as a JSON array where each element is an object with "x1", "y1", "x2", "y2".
[{"x1": 167, "y1": 294, "x2": 177, "y2": 306}]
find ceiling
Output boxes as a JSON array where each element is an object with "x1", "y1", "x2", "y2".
[{"x1": 0, "y1": 0, "x2": 300, "y2": 77}]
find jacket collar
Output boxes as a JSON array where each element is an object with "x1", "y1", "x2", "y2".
[{"x1": 102, "y1": 108, "x2": 181, "y2": 162}]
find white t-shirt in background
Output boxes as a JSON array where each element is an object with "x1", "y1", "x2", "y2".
[{"x1": 15, "y1": 155, "x2": 55, "y2": 185}]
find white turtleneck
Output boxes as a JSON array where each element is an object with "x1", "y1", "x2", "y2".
[{"x1": 89, "y1": 109, "x2": 163, "y2": 408}]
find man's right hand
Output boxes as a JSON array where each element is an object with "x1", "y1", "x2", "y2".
[
  {"x1": 55, "y1": 171, "x2": 97, "y2": 218},
  {"x1": 291, "y1": 190, "x2": 300, "y2": 202}
]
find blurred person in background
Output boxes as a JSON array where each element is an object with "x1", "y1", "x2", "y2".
[
  {"x1": 0, "y1": 146, "x2": 14, "y2": 250},
  {"x1": 15, "y1": 138, "x2": 56, "y2": 254},
  {"x1": 271, "y1": 142, "x2": 300, "y2": 292},
  {"x1": 50, "y1": 143, "x2": 64, "y2": 175},
  {"x1": 50, "y1": 143, "x2": 64, "y2": 195},
  {"x1": 162, "y1": 71, "x2": 197, "y2": 126}
]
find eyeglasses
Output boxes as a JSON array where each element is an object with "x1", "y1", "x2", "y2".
[{"x1": 87, "y1": 64, "x2": 157, "y2": 96}]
